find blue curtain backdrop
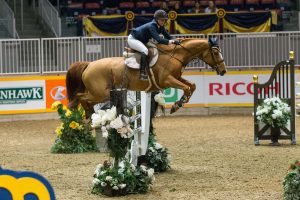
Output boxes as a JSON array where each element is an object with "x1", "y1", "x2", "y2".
[{"x1": 83, "y1": 12, "x2": 272, "y2": 36}]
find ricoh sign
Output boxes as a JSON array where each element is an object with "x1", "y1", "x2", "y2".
[
  {"x1": 165, "y1": 71, "x2": 299, "y2": 107},
  {"x1": 208, "y1": 82, "x2": 279, "y2": 96}
]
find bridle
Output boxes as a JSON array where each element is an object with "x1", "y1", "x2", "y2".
[{"x1": 157, "y1": 42, "x2": 225, "y2": 73}]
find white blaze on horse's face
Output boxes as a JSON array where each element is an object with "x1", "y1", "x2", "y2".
[{"x1": 211, "y1": 46, "x2": 226, "y2": 76}]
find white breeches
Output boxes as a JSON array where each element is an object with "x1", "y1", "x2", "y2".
[{"x1": 127, "y1": 34, "x2": 148, "y2": 55}]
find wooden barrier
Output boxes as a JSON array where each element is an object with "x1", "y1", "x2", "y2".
[{"x1": 253, "y1": 51, "x2": 296, "y2": 145}]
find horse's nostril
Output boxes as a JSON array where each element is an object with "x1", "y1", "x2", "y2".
[{"x1": 220, "y1": 70, "x2": 226, "y2": 76}]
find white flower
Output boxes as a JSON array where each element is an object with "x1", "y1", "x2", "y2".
[
  {"x1": 105, "y1": 176, "x2": 113, "y2": 182},
  {"x1": 140, "y1": 165, "x2": 147, "y2": 172},
  {"x1": 256, "y1": 97, "x2": 291, "y2": 127},
  {"x1": 101, "y1": 126, "x2": 109, "y2": 138},
  {"x1": 91, "y1": 113, "x2": 102, "y2": 128},
  {"x1": 110, "y1": 116, "x2": 124, "y2": 129},
  {"x1": 148, "y1": 147, "x2": 155, "y2": 152},
  {"x1": 101, "y1": 107, "x2": 116, "y2": 125},
  {"x1": 106, "y1": 106, "x2": 117, "y2": 121},
  {"x1": 272, "y1": 109, "x2": 282, "y2": 119},
  {"x1": 118, "y1": 184, "x2": 126, "y2": 189},
  {"x1": 92, "y1": 178, "x2": 101, "y2": 186},
  {"x1": 101, "y1": 182, "x2": 107, "y2": 187},
  {"x1": 94, "y1": 164, "x2": 103, "y2": 176},
  {"x1": 147, "y1": 168, "x2": 154, "y2": 177},
  {"x1": 154, "y1": 142, "x2": 162, "y2": 150},
  {"x1": 154, "y1": 92, "x2": 165, "y2": 106},
  {"x1": 131, "y1": 164, "x2": 136, "y2": 171},
  {"x1": 118, "y1": 161, "x2": 125, "y2": 174},
  {"x1": 112, "y1": 186, "x2": 119, "y2": 190}
]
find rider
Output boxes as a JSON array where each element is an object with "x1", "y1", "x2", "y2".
[{"x1": 127, "y1": 10, "x2": 180, "y2": 81}]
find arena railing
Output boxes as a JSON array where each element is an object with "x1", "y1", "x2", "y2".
[
  {"x1": 38, "y1": 0, "x2": 61, "y2": 37},
  {"x1": 0, "y1": 0, "x2": 16, "y2": 38},
  {"x1": 0, "y1": 32, "x2": 300, "y2": 75},
  {"x1": 0, "y1": 39, "x2": 40, "y2": 75},
  {"x1": 41, "y1": 37, "x2": 80, "y2": 73}
]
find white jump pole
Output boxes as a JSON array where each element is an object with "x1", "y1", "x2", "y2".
[
  {"x1": 130, "y1": 91, "x2": 151, "y2": 166},
  {"x1": 139, "y1": 91, "x2": 151, "y2": 155}
]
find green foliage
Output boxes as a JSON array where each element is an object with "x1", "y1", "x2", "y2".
[
  {"x1": 283, "y1": 160, "x2": 300, "y2": 200},
  {"x1": 145, "y1": 133, "x2": 171, "y2": 172},
  {"x1": 92, "y1": 159, "x2": 154, "y2": 196},
  {"x1": 106, "y1": 128, "x2": 131, "y2": 161},
  {"x1": 51, "y1": 101, "x2": 98, "y2": 153}
]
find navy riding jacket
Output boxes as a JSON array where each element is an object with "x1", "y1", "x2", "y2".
[{"x1": 131, "y1": 19, "x2": 173, "y2": 45}]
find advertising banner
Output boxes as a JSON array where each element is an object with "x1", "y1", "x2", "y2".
[
  {"x1": 0, "y1": 76, "x2": 66, "y2": 114},
  {"x1": 165, "y1": 70, "x2": 300, "y2": 107},
  {"x1": 0, "y1": 70, "x2": 299, "y2": 114}
]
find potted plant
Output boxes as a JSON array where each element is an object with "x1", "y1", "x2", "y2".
[
  {"x1": 283, "y1": 160, "x2": 300, "y2": 199},
  {"x1": 256, "y1": 97, "x2": 291, "y2": 145}
]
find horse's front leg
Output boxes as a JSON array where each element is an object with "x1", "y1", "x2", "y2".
[
  {"x1": 178, "y1": 77, "x2": 196, "y2": 103},
  {"x1": 162, "y1": 76, "x2": 191, "y2": 114}
]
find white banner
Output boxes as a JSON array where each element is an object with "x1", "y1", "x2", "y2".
[
  {"x1": 164, "y1": 71, "x2": 300, "y2": 107},
  {"x1": 0, "y1": 80, "x2": 46, "y2": 111}
]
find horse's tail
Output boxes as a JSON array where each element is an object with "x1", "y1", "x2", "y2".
[{"x1": 66, "y1": 61, "x2": 90, "y2": 109}]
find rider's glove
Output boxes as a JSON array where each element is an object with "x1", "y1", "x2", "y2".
[{"x1": 173, "y1": 39, "x2": 180, "y2": 45}]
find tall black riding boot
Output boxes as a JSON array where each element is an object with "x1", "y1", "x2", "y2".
[{"x1": 140, "y1": 53, "x2": 149, "y2": 81}]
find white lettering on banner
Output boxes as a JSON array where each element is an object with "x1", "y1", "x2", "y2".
[
  {"x1": 0, "y1": 88, "x2": 42, "y2": 100},
  {"x1": 22, "y1": 89, "x2": 33, "y2": 99},
  {"x1": 32, "y1": 88, "x2": 42, "y2": 99},
  {"x1": 8, "y1": 90, "x2": 16, "y2": 99}
]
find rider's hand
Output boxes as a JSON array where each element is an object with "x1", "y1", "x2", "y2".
[
  {"x1": 169, "y1": 40, "x2": 180, "y2": 45},
  {"x1": 173, "y1": 39, "x2": 180, "y2": 45}
]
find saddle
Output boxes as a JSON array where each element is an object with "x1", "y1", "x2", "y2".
[{"x1": 123, "y1": 42, "x2": 159, "y2": 69}]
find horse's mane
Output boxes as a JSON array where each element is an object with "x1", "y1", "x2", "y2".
[{"x1": 156, "y1": 38, "x2": 208, "y2": 52}]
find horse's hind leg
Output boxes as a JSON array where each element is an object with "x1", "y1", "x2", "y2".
[
  {"x1": 162, "y1": 75, "x2": 192, "y2": 114},
  {"x1": 77, "y1": 91, "x2": 109, "y2": 118}
]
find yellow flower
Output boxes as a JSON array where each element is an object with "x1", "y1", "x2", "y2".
[
  {"x1": 51, "y1": 101, "x2": 62, "y2": 110},
  {"x1": 65, "y1": 109, "x2": 72, "y2": 117},
  {"x1": 55, "y1": 123, "x2": 64, "y2": 137},
  {"x1": 69, "y1": 121, "x2": 80, "y2": 129},
  {"x1": 62, "y1": 105, "x2": 68, "y2": 111}
]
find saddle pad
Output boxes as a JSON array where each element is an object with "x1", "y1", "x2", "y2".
[{"x1": 123, "y1": 45, "x2": 159, "y2": 69}]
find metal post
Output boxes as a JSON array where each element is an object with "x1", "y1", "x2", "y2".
[
  {"x1": 21, "y1": 0, "x2": 23, "y2": 32},
  {"x1": 57, "y1": 0, "x2": 59, "y2": 11},
  {"x1": 14, "y1": 0, "x2": 16, "y2": 13}
]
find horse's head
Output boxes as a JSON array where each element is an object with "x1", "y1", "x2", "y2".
[{"x1": 202, "y1": 38, "x2": 227, "y2": 76}]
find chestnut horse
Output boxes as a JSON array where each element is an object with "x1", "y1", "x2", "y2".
[{"x1": 66, "y1": 38, "x2": 226, "y2": 117}]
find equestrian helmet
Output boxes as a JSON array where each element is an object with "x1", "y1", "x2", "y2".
[{"x1": 154, "y1": 10, "x2": 168, "y2": 20}]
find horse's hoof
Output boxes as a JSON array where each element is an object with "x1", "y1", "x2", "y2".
[{"x1": 170, "y1": 105, "x2": 179, "y2": 114}]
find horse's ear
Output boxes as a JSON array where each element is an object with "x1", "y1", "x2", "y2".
[{"x1": 208, "y1": 37, "x2": 218, "y2": 47}]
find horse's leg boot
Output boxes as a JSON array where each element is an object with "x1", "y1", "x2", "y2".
[{"x1": 139, "y1": 53, "x2": 149, "y2": 81}]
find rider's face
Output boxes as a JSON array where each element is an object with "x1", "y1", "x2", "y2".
[{"x1": 157, "y1": 19, "x2": 167, "y2": 27}]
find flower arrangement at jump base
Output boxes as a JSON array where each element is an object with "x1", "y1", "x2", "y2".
[
  {"x1": 92, "y1": 159, "x2": 155, "y2": 196},
  {"x1": 91, "y1": 106, "x2": 155, "y2": 196},
  {"x1": 51, "y1": 101, "x2": 98, "y2": 153},
  {"x1": 283, "y1": 160, "x2": 300, "y2": 200},
  {"x1": 255, "y1": 97, "x2": 291, "y2": 144},
  {"x1": 145, "y1": 133, "x2": 171, "y2": 172}
]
